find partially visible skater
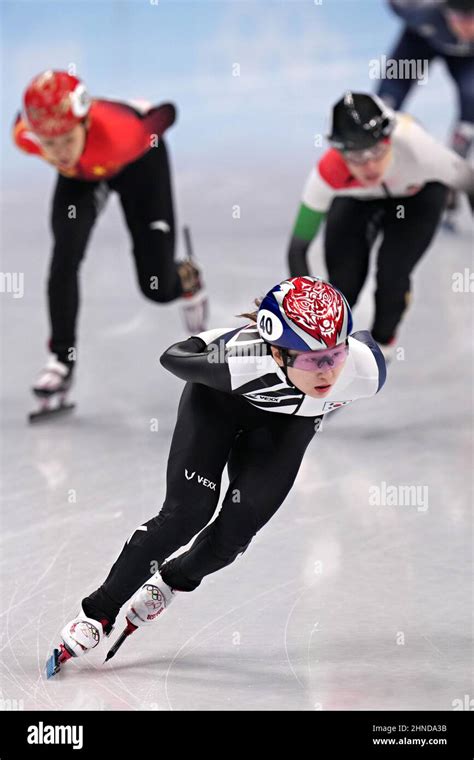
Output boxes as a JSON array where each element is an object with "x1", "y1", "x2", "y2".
[
  {"x1": 13, "y1": 70, "x2": 208, "y2": 419},
  {"x1": 46, "y1": 275, "x2": 386, "y2": 676},
  {"x1": 287, "y1": 92, "x2": 474, "y2": 361},
  {"x1": 377, "y1": 0, "x2": 474, "y2": 229}
]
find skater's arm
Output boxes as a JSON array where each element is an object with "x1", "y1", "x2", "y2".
[
  {"x1": 160, "y1": 336, "x2": 232, "y2": 392},
  {"x1": 288, "y1": 206, "x2": 326, "y2": 277},
  {"x1": 12, "y1": 113, "x2": 43, "y2": 156},
  {"x1": 143, "y1": 103, "x2": 177, "y2": 137},
  {"x1": 412, "y1": 120, "x2": 474, "y2": 204},
  {"x1": 122, "y1": 99, "x2": 177, "y2": 132},
  {"x1": 351, "y1": 331, "x2": 387, "y2": 394},
  {"x1": 88, "y1": 100, "x2": 177, "y2": 169},
  {"x1": 287, "y1": 165, "x2": 333, "y2": 277}
]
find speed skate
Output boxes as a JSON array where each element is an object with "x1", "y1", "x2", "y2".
[
  {"x1": 45, "y1": 611, "x2": 113, "y2": 679},
  {"x1": 28, "y1": 390, "x2": 75, "y2": 423},
  {"x1": 28, "y1": 355, "x2": 75, "y2": 423}
]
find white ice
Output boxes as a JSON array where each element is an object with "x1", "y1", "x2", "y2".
[{"x1": 0, "y1": 179, "x2": 472, "y2": 711}]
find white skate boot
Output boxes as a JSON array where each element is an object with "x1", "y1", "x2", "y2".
[
  {"x1": 127, "y1": 571, "x2": 176, "y2": 627},
  {"x1": 46, "y1": 609, "x2": 112, "y2": 678},
  {"x1": 29, "y1": 355, "x2": 75, "y2": 423},
  {"x1": 104, "y1": 572, "x2": 177, "y2": 663}
]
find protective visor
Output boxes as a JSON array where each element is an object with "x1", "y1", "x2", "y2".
[
  {"x1": 343, "y1": 138, "x2": 391, "y2": 165},
  {"x1": 285, "y1": 343, "x2": 349, "y2": 371}
]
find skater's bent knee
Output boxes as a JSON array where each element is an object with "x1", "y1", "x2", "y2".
[{"x1": 159, "y1": 559, "x2": 201, "y2": 592}]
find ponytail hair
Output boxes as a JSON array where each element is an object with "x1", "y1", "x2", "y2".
[{"x1": 236, "y1": 297, "x2": 263, "y2": 323}]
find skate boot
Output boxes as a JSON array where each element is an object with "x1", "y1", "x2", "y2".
[
  {"x1": 46, "y1": 609, "x2": 113, "y2": 678},
  {"x1": 29, "y1": 355, "x2": 75, "y2": 422},
  {"x1": 104, "y1": 572, "x2": 177, "y2": 663},
  {"x1": 127, "y1": 571, "x2": 176, "y2": 627}
]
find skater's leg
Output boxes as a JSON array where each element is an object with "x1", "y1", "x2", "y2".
[
  {"x1": 160, "y1": 413, "x2": 318, "y2": 591},
  {"x1": 113, "y1": 139, "x2": 182, "y2": 303},
  {"x1": 444, "y1": 54, "x2": 474, "y2": 159},
  {"x1": 376, "y1": 29, "x2": 435, "y2": 109},
  {"x1": 83, "y1": 383, "x2": 241, "y2": 622},
  {"x1": 48, "y1": 176, "x2": 105, "y2": 363},
  {"x1": 324, "y1": 198, "x2": 379, "y2": 307},
  {"x1": 372, "y1": 182, "x2": 448, "y2": 344}
]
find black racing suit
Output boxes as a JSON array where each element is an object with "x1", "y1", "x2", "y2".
[
  {"x1": 49, "y1": 138, "x2": 180, "y2": 365},
  {"x1": 324, "y1": 182, "x2": 448, "y2": 344},
  {"x1": 82, "y1": 327, "x2": 385, "y2": 626},
  {"x1": 82, "y1": 337, "x2": 320, "y2": 623}
]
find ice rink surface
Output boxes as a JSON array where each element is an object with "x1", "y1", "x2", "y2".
[{"x1": 0, "y1": 182, "x2": 472, "y2": 711}]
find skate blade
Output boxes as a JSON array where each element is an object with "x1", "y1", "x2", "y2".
[
  {"x1": 28, "y1": 402, "x2": 76, "y2": 424},
  {"x1": 46, "y1": 642, "x2": 75, "y2": 678},
  {"x1": 181, "y1": 292, "x2": 209, "y2": 333},
  {"x1": 45, "y1": 648, "x2": 62, "y2": 679}
]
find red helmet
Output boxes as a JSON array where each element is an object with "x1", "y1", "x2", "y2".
[{"x1": 23, "y1": 70, "x2": 91, "y2": 137}]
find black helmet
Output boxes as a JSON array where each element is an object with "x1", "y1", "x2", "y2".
[
  {"x1": 327, "y1": 92, "x2": 395, "y2": 151},
  {"x1": 446, "y1": 0, "x2": 474, "y2": 13}
]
